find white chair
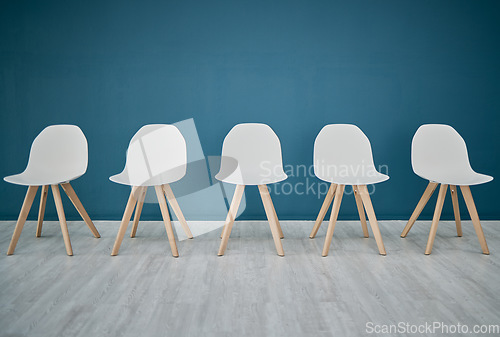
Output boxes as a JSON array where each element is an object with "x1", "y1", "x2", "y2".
[
  {"x1": 110, "y1": 124, "x2": 193, "y2": 257},
  {"x1": 216, "y1": 123, "x2": 287, "y2": 256},
  {"x1": 4, "y1": 125, "x2": 100, "y2": 256},
  {"x1": 309, "y1": 124, "x2": 388, "y2": 256},
  {"x1": 401, "y1": 124, "x2": 492, "y2": 255}
]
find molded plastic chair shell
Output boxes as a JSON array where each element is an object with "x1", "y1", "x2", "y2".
[
  {"x1": 215, "y1": 123, "x2": 287, "y2": 185},
  {"x1": 314, "y1": 124, "x2": 389, "y2": 185},
  {"x1": 110, "y1": 124, "x2": 187, "y2": 186},
  {"x1": 412, "y1": 124, "x2": 493, "y2": 186},
  {"x1": 4, "y1": 125, "x2": 88, "y2": 186}
]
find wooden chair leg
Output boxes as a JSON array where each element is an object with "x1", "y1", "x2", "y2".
[
  {"x1": 60, "y1": 182, "x2": 100, "y2": 238},
  {"x1": 218, "y1": 185, "x2": 245, "y2": 256},
  {"x1": 51, "y1": 185, "x2": 73, "y2": 256},
  {"x1": 425, "y1": 184, "x2": 448, "y2": 255},
  {"x1": 36, "y1": 185, "x2": 49, "y2": 237},
  {"x1": 258, "y1": 185, "x2": 285, "y2": 256},
  {"x1": 460, "y1": 185, "x2": 489, "y2": 255},
  {"x1": 155, "y1": 185, "x2": 179, "y2": 257},
  {"x1": 7, "y1": 186, "x2": 39, "y2": 255},
  {"x1": 357, "y1": 185, "x2": 387, "y2": 255},
  {"x1": 163, "y1": 184, "x2": 193, "y2": 239},
  {"x1": 130, "y1": 187, "x2": 147, "y2": 238},
  {"x1": 321, "y1": 185, "x2": 344, "y2": 257},
  {"x1": 450, "y1": 185, "x2": 462, "y2": 237},
  {"x1": 353, "y1": 186, "x2": 369, "y2": 238},
  {"x1": 111, "y1": 186, "x2": 139, "y2": 256},
  {"x1": 310, "y1": 183, "x2": 336, "y2": 238},
  {"x1": 219, "y1": 186, "x2": 245, "y2": 239},
  {"x1": 267, "y1": 190, "x2": 284, "y2": 239},
  {"x1": 401, "y1": 181, "x2": 439, "y2": 237}
]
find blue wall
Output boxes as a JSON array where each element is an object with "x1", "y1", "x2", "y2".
[{"x1": 1, "y1": 0, "x2": 499, "y2": 221}]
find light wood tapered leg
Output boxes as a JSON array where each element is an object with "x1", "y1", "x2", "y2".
[
  {"x1": 155, "y1": 185, "x2": 179, "y2": 257},
  {"x1": 450, "y1": 185, "x2": 462, "y2": 237},
  {"x1": 310, "y1": 183, "x2": 336, "y2": 238},
  {"x1": 163, "y1": 184, "x2": 193, "y2": 239},
  {"x1": 357, "y1": 185, "x2": 387, "y2": 255},
  {"x1": 401, "y1": 181, "x2": 439, "y2": 237},
  {"x1": 425, "y1": 184, "x2": 448, "y2": 255},
  {"x1": 7, "y1": 186, "x2": 39, "y2": 255},
  {"x1": 111, "y1": 186, "x2": 139, "y2": 256},
  {"x1": 258, "y1": 185, "x2": 285, "y2": 256},
  {"x1": 267, "y1": 191, "x2": 284, "y2": 239},
  {"x1": 460, "y1": 185, "x2": 489, "y2": 255},
  {"x1": 353, "y1": 186, "x2": 369, "y2": 238},
  {"x1": 36, "y1": 185, "x2": 49, "y2": 237},
  {"x1": 60, "y1": 182, "x2": 100, "y2": 238},
  {"x1": 51, "y1": 184, "x2": 73, "y2": 256},
  {"x1": 218, "y1": 185, "x2": 245, "y2": 256},
  {"x1": 321, "y1": 185, "x2": 344, "y2": 257},
  {"x1": 130, "y1": 187, "x2": 147, "y2": 238}
]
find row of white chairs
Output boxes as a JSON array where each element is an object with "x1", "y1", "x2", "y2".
[{"x1": 4, "y1": 123, "x2": 492, "y2": 257}]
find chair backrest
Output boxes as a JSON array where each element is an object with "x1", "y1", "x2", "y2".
[
  {"x1": 24, "y1": 125, "x2": 88, "y2": 180},
  {"x1": 412, "y1": 124, "x2": 474, "y2": 178},
  {"x1": 314, "y1": 124, "x2": 377, "y2": 180},
  {"x1": 122, "y1": 124, "x2": 187, "y2": 185},
  {"x1": 216, "y1": 123, "x2": 286, "y2": 185}
]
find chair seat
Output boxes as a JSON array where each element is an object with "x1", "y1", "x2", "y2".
[
  {"x1": 4, "y1": 171, "x2": 82, "y2": 186},
  {"x1": 316, "y1": 171, "x2": 389, "y2": 185},
  {"x1": 215, "y1": 169, "x2": 287, "y2": 186},
  {"x1": 416, "y1": 171, "x2": 493, "y2": 186},
  {"x1": 109, "y1": 166, "x2": 186, "y2": 186}
]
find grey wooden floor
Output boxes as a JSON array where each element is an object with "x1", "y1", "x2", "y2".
[{"x1": 0, "y1": 220, "x2": 499, "y2": 337}]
